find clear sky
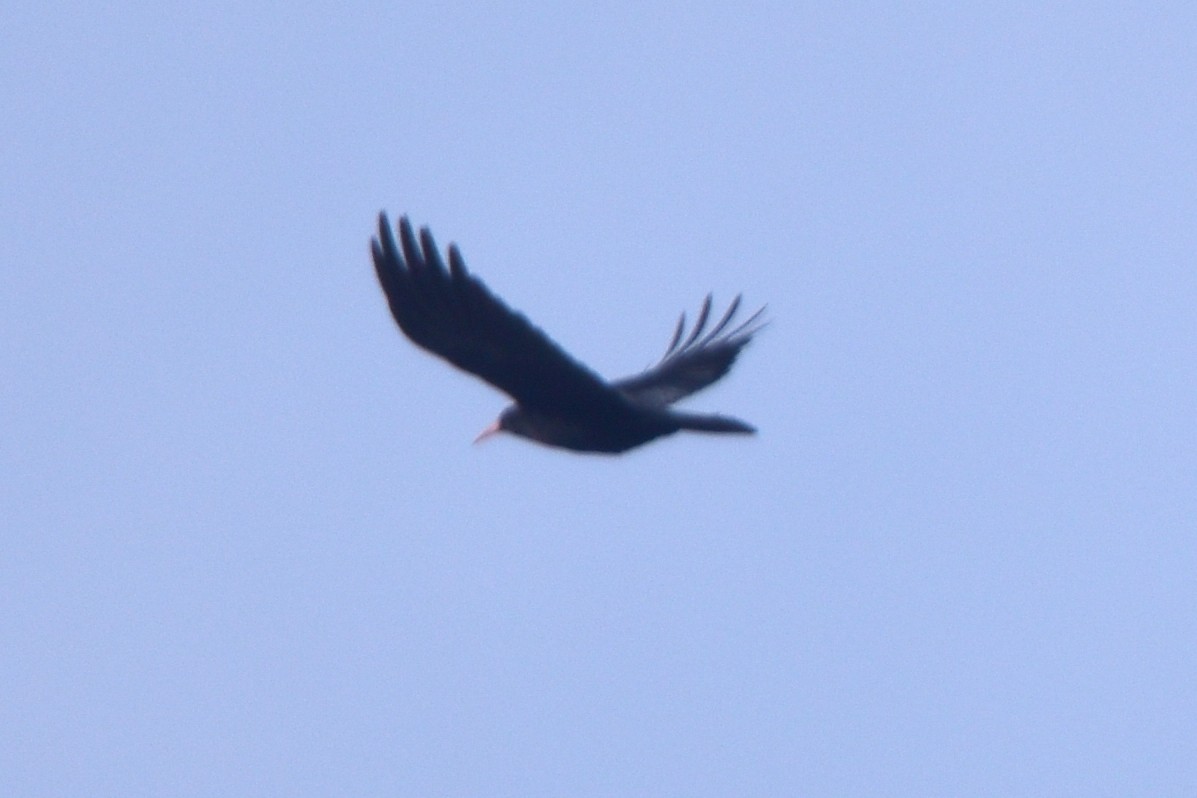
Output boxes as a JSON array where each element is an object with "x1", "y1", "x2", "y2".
[{"x1": 4, "y1": 2, "x2": 1195, "y2": 795}]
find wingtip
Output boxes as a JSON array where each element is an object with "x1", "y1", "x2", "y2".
[
  {"x1": 374, "y1": 213, "x2": 399, "y2": 261},
  {"x1": 448, "y1": 244, "x2": 469, "y2": 279}
]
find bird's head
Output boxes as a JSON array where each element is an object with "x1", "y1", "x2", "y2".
[{"x1": 473, "y1": 405, "x2": 522, "y2": 444}]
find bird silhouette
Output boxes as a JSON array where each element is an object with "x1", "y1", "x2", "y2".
[{"x1": 370, "y1": 213, "x2": 765, "y2": 453}]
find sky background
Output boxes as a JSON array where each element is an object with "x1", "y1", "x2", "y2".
[{"x1": 3, "y1": 2, "x2": 1196, "y2": 795}]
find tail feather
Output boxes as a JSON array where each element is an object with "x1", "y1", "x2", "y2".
[{"x1": 671, "y1": 412, "x2": 756, "y2": 435}]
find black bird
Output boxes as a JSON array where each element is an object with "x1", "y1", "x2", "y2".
[{"x1": 370, "y1": 213, "x2": 765, "y2": 454}]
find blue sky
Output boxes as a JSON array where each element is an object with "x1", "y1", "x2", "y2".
[{"x1": 4, "y1": 2, "x2": 1195, "y2": 795}]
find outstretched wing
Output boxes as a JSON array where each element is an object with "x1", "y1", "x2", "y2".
[
  {"x1": 613, "y1": 294, "x2": 765, "y2": 406},
  {"x1": 371, "y1": 213, "x2": 629, "y2": 415}
]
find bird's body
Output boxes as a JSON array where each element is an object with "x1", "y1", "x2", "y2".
[
  {"x1": 490, "y1": 404, "x2": 675, "y2": 454},
  {"x1": 370, "y1": 213, "x2": 764, "y2": 454}
]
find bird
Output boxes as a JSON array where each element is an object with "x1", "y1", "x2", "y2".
[{"x1": 370, "y1": 213, "x2": 765, "y2": 454}]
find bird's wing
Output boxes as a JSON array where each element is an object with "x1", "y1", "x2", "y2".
[
  {"x1": 371, "y1": 213, "x2": 629, "y2": 415},
  {"x1": 612, "y1": 295, "x2": 765, "y2": 406}
]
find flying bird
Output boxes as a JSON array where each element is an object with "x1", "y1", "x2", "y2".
[{"x1": 370, "y1": 213, "x2": 765, "y2": 454}]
